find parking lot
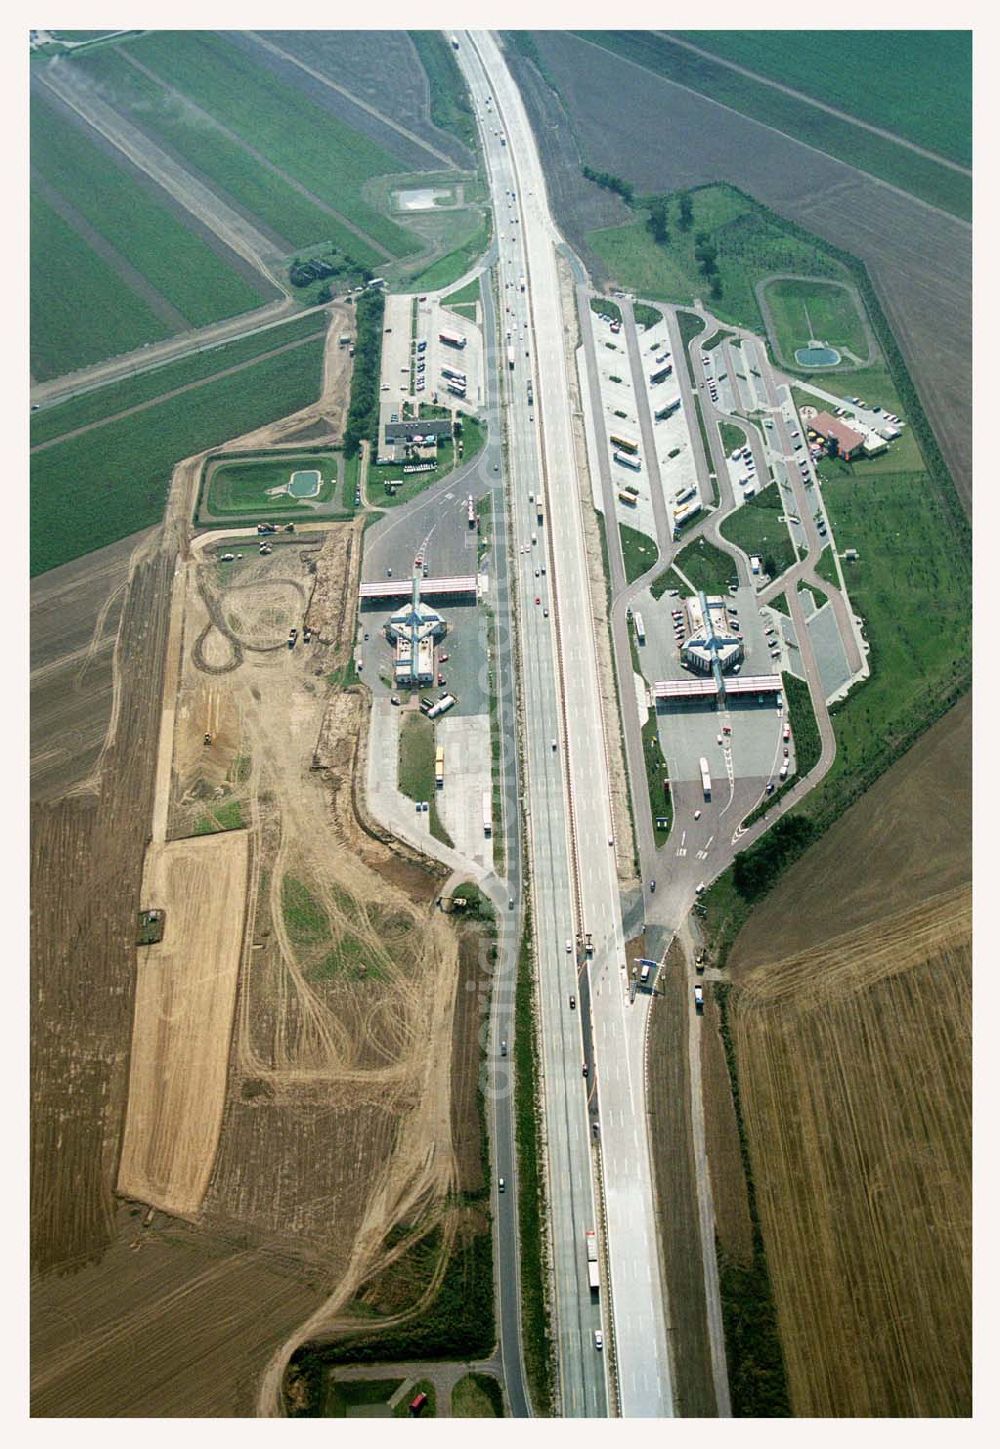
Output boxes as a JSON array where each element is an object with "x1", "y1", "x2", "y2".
[{"x1": 587, "y1": 307, "x2": 658, "y2": 539}]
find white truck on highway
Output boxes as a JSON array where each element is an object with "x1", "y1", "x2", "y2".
[
  {"x1": 586, "y1": 1229, "x2": 600, "y2": 1292},
  {"x1": 507, "y1": 344, "x2": 515, "y2": 369}
]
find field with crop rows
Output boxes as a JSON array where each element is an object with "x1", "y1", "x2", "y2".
[
  {"x1": 32, "y1": 336, "x2": 325, "y2": 574},
  {"x1": 31, "y1": 90, "x2": 269, "y2": 323},
  {"x1": 574, "y1": 32, "x2": 970, "y2": 218},
  {"x1": 30, "y1": 190, "x2": 170, "y2": 378},
  {"x1": 115, "y1": 32, "x2": 419, "y2": 257},
  {"x1": 733, "y1": 887, "x2": 971, "y2": 1415},
  {"x1": 678, "y1": 30, "x2": 972, "y2": 167}
]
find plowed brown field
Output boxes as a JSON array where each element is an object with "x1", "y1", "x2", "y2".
[{"x1": 733, "y1": 886, "x2": 971, "y2": 1416}]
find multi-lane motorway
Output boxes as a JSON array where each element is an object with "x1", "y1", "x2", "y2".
[{"x1": 458, "y1": 31, "x2": 673, "y2": 1419}]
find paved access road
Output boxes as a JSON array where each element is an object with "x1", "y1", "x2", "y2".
[{"x1": 460, "y1": 32, "x2": 674, "y2": 1419}]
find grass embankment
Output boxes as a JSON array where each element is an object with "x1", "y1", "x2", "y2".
[
  {"x1": 406, "y1": 208, "x2": 492, "y2": 292},
  {"x1": 202, "y1": 450, "x2": 338, "y2": 519},
  {"x1": 398, "y1": 713, "x2": 454, "y2": 849},
  {"x1": 514, "y1": 907, "x2": 554, "y2": 1414},
  {"x1": 703, "y1": 327, "x2": 734, "y2": 351},
  {"x1": 483, "y1": 599, "x2": 506, "y2": 876},
  {"x1": 576, "y1": 32, "x2": 970, "y2": 218},
  {"x1": 643, "y1": 713, "x2": 673, "y2": 840},
  {"x1": 452, "y1": 1371, "x2": 503, "y2": 1416},
  {"x1": 720, "y1": 421, "x2": 745, "y2": 455},
  {"x1": 31, "y1": 335, "x2": 326, "y2": 575},
  {"x1": 408, "y1": 31, "x2": 478, "y2": 152},
  {"x1": 762, "y1": 277, "x2": 868, "y2": 363},
  {"x1": 814, "y1": 546, "x2": 840, "y2": 587},
  {"x1": 619, "y1": 522, "x2": 658, "y2": 584},
  {"x1": 678, "y1": 29, "x2": 971, "y2": 167},
  {"x1": 677, "y1": 309, "x2": 705, "y2": 383},
  {"x1": 712, "y1": 982, "x2": 791, "y2": 1416},
  {"x1": 720, "y1": 483, "x2": 796, "y2": 580}
]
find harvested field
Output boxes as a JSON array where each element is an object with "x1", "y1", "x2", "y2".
[
  {"x1": 646, "y1": 941, "x2": 716, "y2": 1416},
  {"x1": 507, "y1": 31, "x2": 971, "y2": 509},
  {"x1": 729, "y1": 692, "x2": 971, "y2": 975},
  {"x1": 117, "y1": 832, "x2": 249, "y2": 1218},
  {"x1": 31, "y1": 1205, "x2": 328, "y2": 1418},
  {"x1": 449, "y1": 930, "x2": 489, "y2": 1196},
  {"x1": 733, "y1": 886, "x2": 971, "y2": 1416}
]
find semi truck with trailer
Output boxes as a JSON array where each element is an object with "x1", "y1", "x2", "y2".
[
  {"x1": 507, "y1": 345, "x2": 515, "y2": 369},
  {"x1": 482, "y1": 791, "x2": 492, "y2": 838},
  {"x1": 439, "y1": 328, "x2": 466, "y2": 348},
  {"x1": 655, "y1": 397, "x2": 682, "y2": 420},
  {"x1": 633, "y1": 611, "x2": 646, "y2": 644},
  {"x1": 586, "y1": 1230, "x2": 600, "y2": 1292},
  {"x1": 427, "y1": 694, "x2": 456, "y2": 720},
  {"x1": 649, "y1": 364, "x2": 674, "y2": 384},
  {"x1": 435, "y1": 746, "x2": 444, "y2": 789},
  {"x1": 613, "y1": 450, "x2": 642, "y2": 470},
  {"x1": 441, "y1": 365, "x2": 466, "y2": 383}
]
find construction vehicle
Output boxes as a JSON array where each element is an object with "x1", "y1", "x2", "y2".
[
  {"x1": 203, "y1": 732, "x2": 213, "y2": 746},
  {"x1": 694, "y1": 984, "x2": 704, "y2": 1011}
]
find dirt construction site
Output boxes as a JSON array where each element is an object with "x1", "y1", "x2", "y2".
[{"x1": 32, "y1": 474, "x2": 487, "y2": 1411}]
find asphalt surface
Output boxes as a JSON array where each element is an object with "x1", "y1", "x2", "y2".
[{"x1": 461, "y1": 32, "x2": 676, "y2": 1419}]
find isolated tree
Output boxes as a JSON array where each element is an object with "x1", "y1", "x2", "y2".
[{"x1": 647, "y1": 198, "x2": 670, "y2": 246}]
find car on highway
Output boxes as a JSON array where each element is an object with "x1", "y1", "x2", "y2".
[
  {"x1": 582, "y1": 1063, "x2": 589, "y2": 1077},
  {"x1": 694, "y1": 810, "x2": 701, "y2": 820},
  {"x1": 535, "y1": 596, "x2": 541, "y2": 605},
  {"x1": 543, "y1": 608, "x2": 549, "y2": 617},
  {"x1": 569, "y1": 994, "x2": 576, "y2": 1009},
  {"x1": 594, "y1": 1331, "x2": 604, "y2": 1351},
  {"x1": 498, "y1": 1177, "x2": 505, "y2": 1193},
  {"x1": 566, "y1": 939, "x2": 572, "y2": 953},
  {"x1": 501, "y1": 1039, "x2": 508, "y2": 1057}
]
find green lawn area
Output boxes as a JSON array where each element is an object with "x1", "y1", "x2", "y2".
[
  {"x1": 591, "y1": 296, "x2": 622, "y2": 324},
  {"x1": 326, "y1": 1377, "x2": 404, "y2": 1418},
  {"x1": 398, "y1": 713, "x2": 453, "y2": 848},
  {"x1": 633, "y1": 302, "x2": 662, "y2": 329},
  {"x1": 193, "y1": 798, "x2": 244, "y2": 835},
  {"x1": 575, "y1": 33, "x2": 970, "y2": 218},
  {"x1": 762, "y1": 277, "x2": 869, "y2": 362},
  {"x1": 282, "y1": 875, "x2": 331, "y2": 950},
  {"x1": 451, "y1": 1372, "x2": 503, "y2": 1417},
  {"x1": 589, "y1": 184, "x2": 849, "y2": 341},
  {"x1": 619, "y1": 522, "x2": 659, "y2": 584},
  {"x1": 112, "y1": 32, "x2": 419, "y2": 256},
  {"x1": 703, "y1": 327, "x2": 734, "y2": 351},
  {"x1": 679, "y1": 30, "x2": 971, "y2": 167},
  {"x1": 442, "y1": 277, "x2": 482, "y2": 308},
  {"x1": 650, "y1": 565, "x2": 683, "y2": 601},
  {"x1": 802, "y1": 469, "x2": 970, "y2": 828},
  {"x1": 31, "y1": 336, "x2": 326, "y2": 575},
  {"x1": 31, "y1": 315, "x2": 328, "y2": 445},
  {"x1": 202, "y1": 451, "x2": 337, "y2": 518},
  {"x1": 814, "y1": 546, "x2": 840, "y2": 587},
  {"x1": 31, "y1": 94, "x2": 271, "y2": 330},
  {"x1": 370, "y1": 415, "x2": 485, "y2": 508},
  {"x1": 719, "y1": 484, "x2": 797, "y2": 581},
  {"x1": 30, "y1": 191, "x2": 170, "y2": 380},
  {"x1": 720, "y1": 421, "x2": 746, "y2": 455},
  {"x1": 671, "y1": 535, "x2": 737, "y2": 595},
  {"x1": 405, "y1": 208, "x2": 491, "y2": 291}
]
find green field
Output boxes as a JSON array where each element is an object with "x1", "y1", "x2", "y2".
[
  {"x1": 442, "y1": 278, "x2": 482, "y2": 308},
  {"x1": 720, "y1": 484, "x2": 797, "y2": 581},
  {"x1": 679, "y1": 30, "x2": 972, "y2": 168},
  {"x1": 575, "y1": 32, "x2": 970, "y2": 218},
  {"x1": 589, "y1": 185, "x2": 848, "y2": 340},
  {"x1": 30, "y1": 191, "x2": 170, "y2": 379},
  {"x1": 98, "y1": 32, "x2": 419, "y2": 257},
  {"x1": 72, "y1": 46, "x2": 366, "y2": 259},
  {"x1": 719, "y1": 421, "x2": 746, "y2": 455},
  {"x1": 762, "y1": 277, "x2": 869, "y2": 365},
  {"x1": 803, "y1": 469, "x2": 970, "y2": 828},
  {"x1": 671, "y1": 535, "x2": 737, "y2": 596},
  {"x1": 633, "y1": 302, "x2": 662, "y2": 329},
  {"x1": 202, "y1": 452, "x2": 337, "y2": 518},
  {"x1": 32, "y1": 336, "x2": 326, "y2": 575},
  {"x1": 31, "y1": 94, "x2": 270, "y2": 328},
  {"x1": 32, "y1": 315, "x2": 328, "y2": 446},
  {"x1": 619, "y1": 522, "x2": 659, "y2": 584}
]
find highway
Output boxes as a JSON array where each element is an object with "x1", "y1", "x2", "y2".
[{"x1": 458, "y1": 32, "x2": 673, "y2": 1418}]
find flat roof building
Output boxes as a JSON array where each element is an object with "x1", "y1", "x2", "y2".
[
  {"x1": 384, "y1": 418, "x2": 453, "y2": 446},
  {"x1": 809, "y1": 411, "x2": 866, "y2": 459}
]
